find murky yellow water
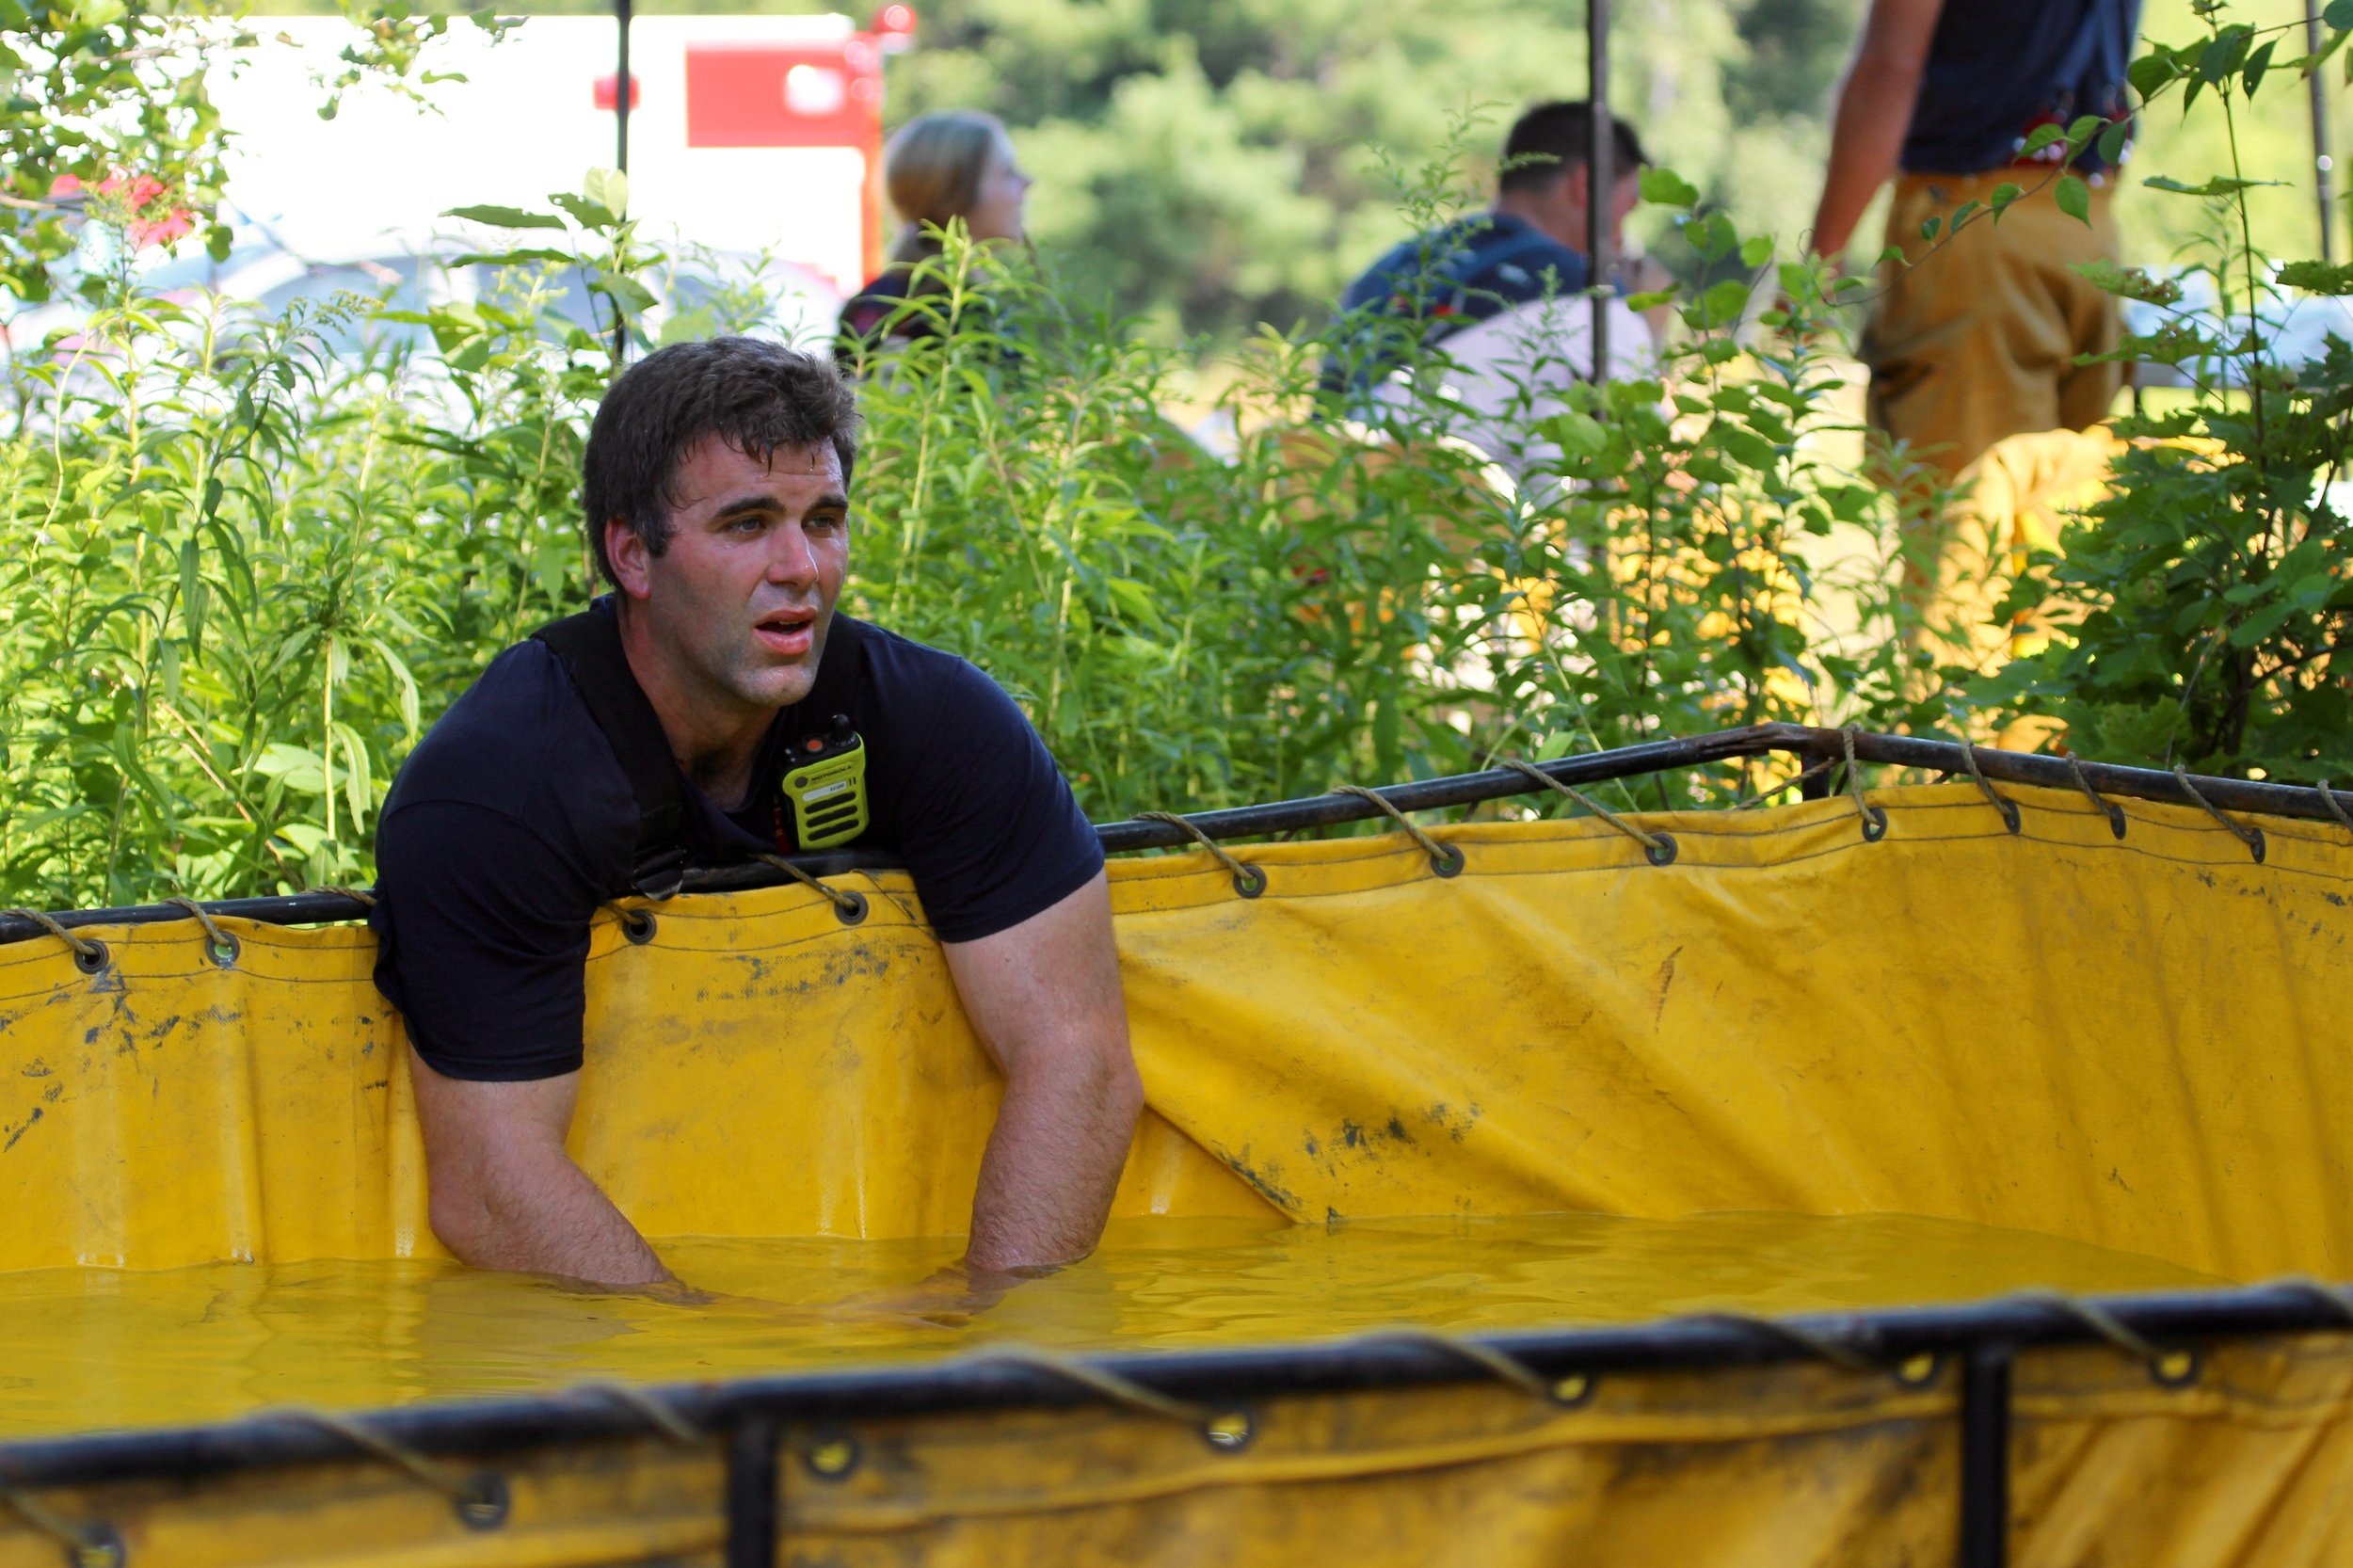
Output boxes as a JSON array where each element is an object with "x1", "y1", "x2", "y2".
[{"x1": 0, "y1": 1212, "x2": 2223, "y2": 1439}]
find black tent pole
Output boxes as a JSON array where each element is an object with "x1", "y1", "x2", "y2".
[
  {"x1": 1588, "y1": 0, "x2": 1611, "y2": 380},
  {"x1": 615, "y1": 0, "x2": 633, "y2": 174},
  {"x1": 2307, "y1": 0, "x2": 2336, "y2": 263}
]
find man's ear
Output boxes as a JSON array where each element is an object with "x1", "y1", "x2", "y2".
[{"x1": 605, "y1": 516, "x2": 656, "y2": 602}]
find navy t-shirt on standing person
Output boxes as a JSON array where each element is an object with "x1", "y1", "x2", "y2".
[
  {"x1": 1901, "y1": 0, "x2": 2143, "y2": 176},
  {"x1": 369, "y1": 601, "x2": 1104, "y2": 1082}
]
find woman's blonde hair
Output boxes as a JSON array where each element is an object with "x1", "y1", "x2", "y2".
[{"x1": 883, "y1": 109, "x2": 1011, "y2": 266}]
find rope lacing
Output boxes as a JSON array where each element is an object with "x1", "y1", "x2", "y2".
[
  {"x1": 1351, "y1": 1327, "x2": 1588, "y2": 1404},
  {"x1": 2170, "y1": 765, "x2": 2265, "y2": 862},
  {"x1": 1676, "y1": 1310, "x2": 1886, "y2": 1376},
  {"x1": 752, "y1": 853, "x2": 869, "y2": 924},
  {"x1": 310, "y1": 884, "x2": 377, "y2": 908},
  {"x1": 958, "y1": 1344, "x2": 1253, "y2": 1449},
  {"x1": 1500, "y1": 760, "x2": 1676, "y2": 865},
  {"x1": 2065, "y1": 754, "x2": 2127, "y2": 839},
  {"x1": 272, "y1": 1408, "x2": 509, "y2": 1526},
  {"x1": 2317, "y1": 780, "x2": 2353, "y2": 840},
  {"x1": 1, "y1": 907, "x2": 105, "y2": 968},
  {"x1": 1838, "y1": 726, "x2": 1888, "y2": 841},
  {"x1": 1998, "y1": 1288, "x2": 2200, "y2": 1385},
  {"x1": 0, "y1": 1485, "x2": 120, "y2": 1567},
  {"x1": 1327, "y1": 786, "x2": 1465, "y2": 876},
  {"x1": 574, "y1": 1380, "x2": 704, "y2": 1444},
  {"x1": 163, "y1": 896, "x2": 238, "y2": 964},
  {"x1": 1136, "y1": 810, "x2": 1268, "y2": 897},
  {"x1": 1953, "y1": 738, "x2": 2021, "y2": 833}
]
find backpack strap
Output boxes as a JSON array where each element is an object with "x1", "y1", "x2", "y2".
[
  {"x1": 796, "y1": 613, "x2": 868, "y2": 742},
  {"x1": 533, "y1": 605, "x2": 692, "y2": 899}
]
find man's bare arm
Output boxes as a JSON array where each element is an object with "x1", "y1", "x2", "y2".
[
  {"x1": 408, "y1": 1054, "x2": 671, "y2": 1286},
  {"x1": 1810, "y1": 0, "x2": 1947, "y2": 259},
  {"x1": 942, "y1": 870, "x2": 1144, "y2": 1272}
]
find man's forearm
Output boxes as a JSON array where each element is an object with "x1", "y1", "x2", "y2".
[
  {"x1": 1812, "y1": 66, "x2": 1919, "y2": 259},
  {"x1": 428, "y1": 1145, "x2": 671, "y2": 1286},
  {"x1": 965, "y1": 1048, "x2": 1143, "y2": 1272}
]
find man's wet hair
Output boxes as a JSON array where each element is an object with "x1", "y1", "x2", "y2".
[
  {"x1": 1498, "y1": 101, "x2": 1649, "y2": 195},
  {"x1": 582, "y1": 336, "x2": 861, "y2": 587}
]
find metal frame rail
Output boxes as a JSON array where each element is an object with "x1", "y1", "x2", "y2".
[
  {"x1": 4, "y1": 1282, "x2": 2353, "y2": 1565},
  {"x1": 4, "y1": 722, "x2": 2345, "y2": 947}
]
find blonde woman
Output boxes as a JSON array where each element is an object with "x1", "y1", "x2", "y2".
[{"x1": 837, "y1": 109, "x2": 1032, "y2": 357}]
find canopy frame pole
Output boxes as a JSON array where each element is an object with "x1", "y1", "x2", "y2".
[
  {"x1": 2308, "y1": 0, "x2": 2337, "y2": 263},
  {"x1": 1587, "y1": 0, "x2": 1612, "y2": 381}
]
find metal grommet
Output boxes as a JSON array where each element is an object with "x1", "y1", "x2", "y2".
[
  {"x1": 1893, "y1": 1352, "x2": 1941, "y2": 1388},
  {"x1": 1860, "y1": 805, "x2": 1889, "y2": 842},
  {"x1": 1431, "y1": 844, "x2": 1466, "y2": 878},
  {"x1": 832, "y1": 889, "x2": 869, "y2": 926},
  {"x1": 619, "y1": 908, "x2": 657, "y2": 945},
  {"x1": 72, "y1": 939, "x2": 109, "y2": 977},
  {"x1": 69, "y1": 1524, "x2": 124, "y2": 1568},
  {"x1": 2247, "y1": 826, "x2": 2267, "y2": 865},
  {"x1": 206, "y1": 933, "x2": 240, "y2": 969},
  {"x1": 1643, "y1": 831, "x2": 1678, "y2": 867},
  {"x1": 1202, "y1": 1410, "x2": 1254, "y2": 1452},
  {"x1": 1996, "y1": 798, "x2": 2022, "y2": 835},
  {"x1": 455, "y1": 1473, "x2": 510, "y2": 1531},
  {"x1": 1232, "y1": 865, "x2": 1268, "y2": 899},
  {"x1": 1549, "y1": 1371, "x2": 1597, "y2": 1407},
  {"x1": 2151, "y1": 1348, "x2": 2201, "y2": 1388},
  {"x1": 804, "y1": 1432, "x2": 860, "y2": 1480}
]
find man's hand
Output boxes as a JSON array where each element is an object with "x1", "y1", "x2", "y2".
[
  {"x1": 1810, "y1": 0, "x2": 1947, "y2": 261},
  {"x1": 941, "y1": 869, "x2": 1144, "y2": 1273},
  {"x1": 408, "y1": 1056, "x2": 672, "y2": 1287}
]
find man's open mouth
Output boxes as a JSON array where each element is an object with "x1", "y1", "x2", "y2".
[{"x1": 753, "y1": 611, "x2": 818, "y2": 656}]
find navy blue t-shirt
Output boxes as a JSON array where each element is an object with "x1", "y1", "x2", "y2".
[
  {"x1": 1902, "y1": 0, "x2": 2142, "y2": 176},
  {"x1": 1325, "y1": 213, "x2": 1593, "y2": 392},
  {"x1": 369, "y1": 606, "x2": 1104, "y2": 1082}
]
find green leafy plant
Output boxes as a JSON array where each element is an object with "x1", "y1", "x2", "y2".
[{"x1": 1972, "y1": 0, "x2": 2353, "y2": 781}]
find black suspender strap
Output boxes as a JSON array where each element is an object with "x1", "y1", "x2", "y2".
[
  {"x1": 533, "y1": 606, "x2": 692, "y2": 899},
  {"x1": 531, "y1": 605, "x2": 872, "y2": 895}
]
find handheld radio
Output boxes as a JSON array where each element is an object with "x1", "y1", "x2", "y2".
[{"x1": 779, "y1": 713, "x2": 870, "y2": 850}]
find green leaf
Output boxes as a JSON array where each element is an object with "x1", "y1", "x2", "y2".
[
  {"x1": 2242, "y1": 39, "x2": 2279, "y2": 96},
  {"x1": 1638, "y1": 167, "x2": 1700, "y2": 208},
  {"x1": 1698, "y1": 278, "x2": 1750, "y2": 325},
  {"x1": 583, "y1": 167, "x2": 631, "y2": 220},
  {"x1": 2142, "y1": 174, "x2": 2277, "y2": 197},
  {"x1": 442, "y1": 203, "x2": 567, "y2": 231},
  {"x1": 2277, "y1": 259, "x2": 2353, "y2": 294},
  {"x1": 2328, "y1": 0, "x2": 2353, "y2": 26},
  {"x1": 1538, "y1": 411, "x2": 1609, "y2": 458},
  {"x1": 447, "y1": 248, "x2": 573, "y2": 268},
  {"x1": 1625, "y1": 288, "x2": 1676, "y2": 312},
  {"x1": 1919, "y1": 214, "x2": 1945, "y2": 243},
  {"x1": 1947, "y1": 200, "x2": 1983, "y2": 234},
  {"x1": 2073, "y1": 259, "x2": 2184, "y2": 304},
  {"x1": 1989, "y1": 182, "x2": 2025, "y2": 216},
  {"x1": 2055, "y1": 174, "x2": 2091, "y2": 225},
  {"x1": 2019, "y1": 123, "x2": 2066, "y2": 158},
  {"x1": 2127, "y1": 52, "x2": 2176, "y2": 100},
  {"x1": 2097, "y1": 119, "x2": 2132, "y2": 166},
  {"x1": 549, "y1": 192, "x2": 616, "y2": 229},
  {"x1": 1737, "y1": 235, "x2": 1771, "y2": 268}
]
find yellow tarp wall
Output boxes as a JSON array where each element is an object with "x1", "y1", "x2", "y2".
[
  {"x1": 0, "y1": 781, "x2": 2347, "y2": 1276},
  {"x1": 2, "y1": 781, "x2": 2353, "y2": 1567}
]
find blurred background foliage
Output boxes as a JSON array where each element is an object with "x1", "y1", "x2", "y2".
[{"x1": 226, "y1": 0, "x2": 2352, "y2": 341}]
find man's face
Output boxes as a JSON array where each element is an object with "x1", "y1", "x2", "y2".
[{"x1": 607, "y1": 435, "x2": 848, "y2": 719}]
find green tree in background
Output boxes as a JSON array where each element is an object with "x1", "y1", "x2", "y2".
[{"x1": 887, "y1": 0, "x2": 1862, "y2": 338}]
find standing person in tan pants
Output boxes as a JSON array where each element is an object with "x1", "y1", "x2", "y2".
[{"x1": 1809, "y1": 0, "x2": 2142, "y2": 661}]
